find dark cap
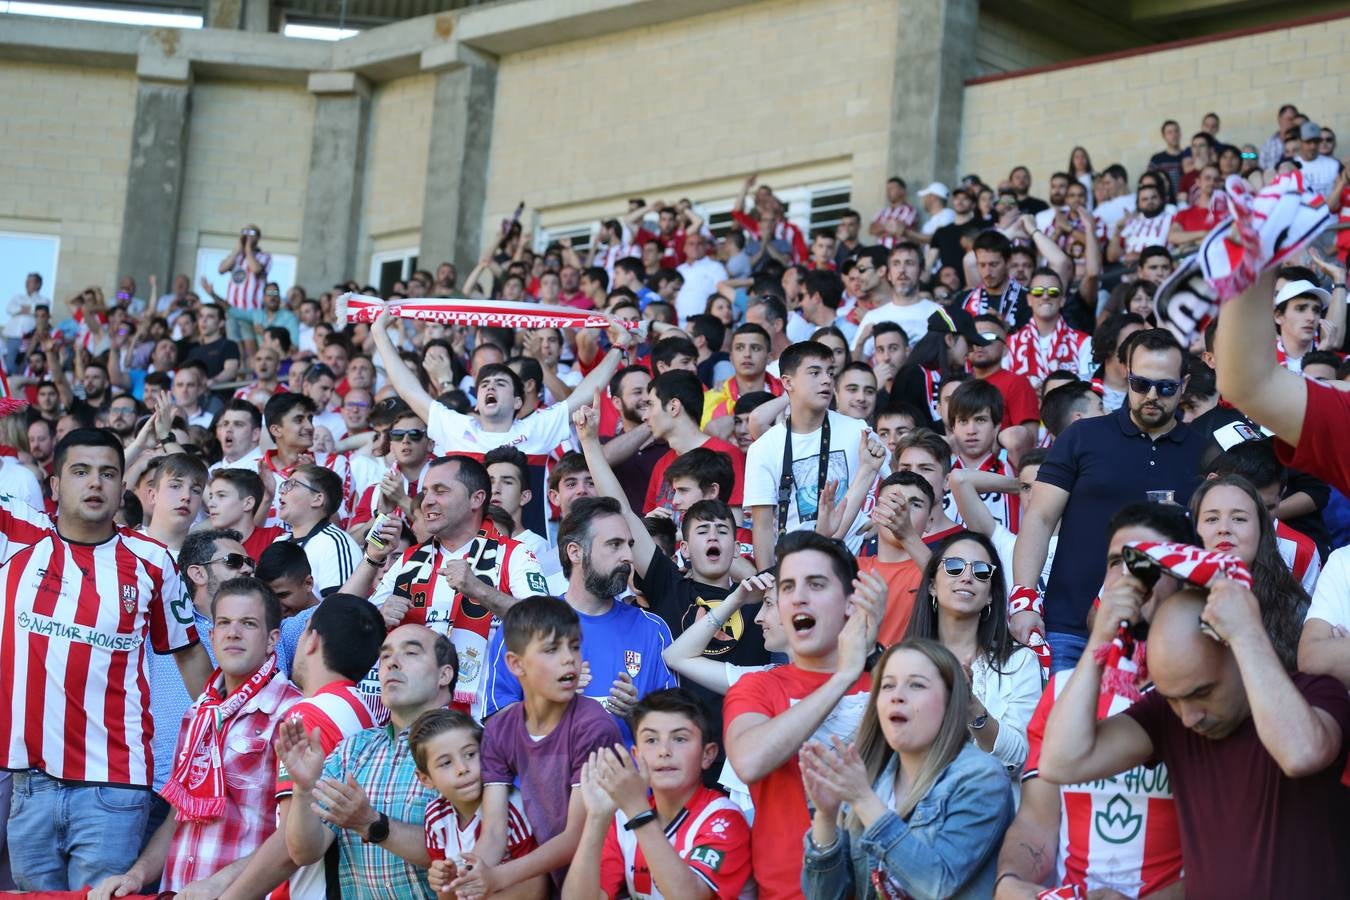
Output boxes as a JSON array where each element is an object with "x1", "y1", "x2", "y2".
[{"x1": 927, "y1": 307, "x2": 992, "y2": 347}]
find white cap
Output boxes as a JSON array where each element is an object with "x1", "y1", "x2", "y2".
[
  {"x1": 917, "y1": 182, "x2": 949, "y2": 200},
  {"x1": 1273, "y1": 278, "x2": 1331, "y2": 309}
]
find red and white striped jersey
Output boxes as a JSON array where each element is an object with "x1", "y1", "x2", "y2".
[
  {"x1": 1025, "y1": 674, "x2": 1182, "y2": 898},
  {"x1": 273, "y1": 680, "x2": 378, "y2": 900},
  {"x1": 1118, "y1": 208, "x2": 1176, "y2": 255},
  {"x1": 944, "y1": 452, "x2": 1020, "y2": 533},
  {"x1": 225, "y1": 250, "x2": 272, "y2": 312},
  {"x1": 425, "y1": 788, "x2": 536, "y2": 863},
  {"x1": 600, "y1": 786, "x2": 753, "y2": 900},
  {"x1": 0, "y1": 497, "x2": 198, "y2": 787},
  {"x1": 593, "y1": 242, "x2": 640, "y2": 280},
  {"x1": 872, "y1": 203, "x2": 917, "y2": 248},
  {"x1": 1276, "y1": 520, "x2": 1321, "y2": 596}
]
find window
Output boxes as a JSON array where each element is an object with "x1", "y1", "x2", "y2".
[
  {"x1": 368, "y1": 248, "x2": 419, "y2": 296},
  {"x1": 196, "y1": 247, "x2": 297, "y2": 300},
  {"x1": 0, "y1": 232, "x2": 59, "y2": 309},
  {"x1": 773, "y1": 181, "x2": 852, "y2": 240},
  {"x1": 536, "y1": 224, "x2": 593, "y2": 260}
]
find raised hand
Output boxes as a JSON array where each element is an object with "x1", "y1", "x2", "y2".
[{"x1": 275, "y1": 719, "x2": 325, "y2": 792}]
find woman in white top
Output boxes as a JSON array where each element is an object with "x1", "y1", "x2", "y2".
[{"x1": 902, "y1": 532, "x2": 1043, "y2": 778}]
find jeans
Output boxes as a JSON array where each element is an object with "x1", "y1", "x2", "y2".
[
  {"x1": 1047, "y1": 630, "x2": 1089, "y2": 675},
  {"x1": 8, "y1": 770, "x2": 152, "y2": 891}
]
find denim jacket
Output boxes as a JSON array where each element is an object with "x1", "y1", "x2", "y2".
[{"x1": 802, "y1": 743, "x2": 1014, "y2": 900}]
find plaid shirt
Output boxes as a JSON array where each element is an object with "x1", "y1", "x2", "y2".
[
  {"x1": 163, "y1": 670, "x2": 302, "y2": 891},
  {"x1": 322, "y1": 723, "x2": 436, "y2": 898}
]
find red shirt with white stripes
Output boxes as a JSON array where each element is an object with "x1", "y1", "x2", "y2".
[
  {"x1": 1024, "y1": 673, "x2": 1183, "y2": 897},
  {"x1": 225, "y1": 250, "x2": 272, "y2": 312},
  {"x1": 872, "y1": 203, "x2": 917, "y2": 248},
  {"x1": 0, "y1": 497, "x2": 199, "y2": 787},
  {"x1": 1276, "y1": 519, "x2": 1321, "y2": 596},
  {"x1": 272, "y1": 680, "x2": 378, "y2": 900},
  {"x1": 424, "y1": 788, "x2": 536, "y2": 863}
]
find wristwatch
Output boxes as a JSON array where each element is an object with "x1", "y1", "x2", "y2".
[
  {"x1": 969, "y1": 713, "x2": 989, "y2": 731},
  {"x1": 364, "y1": 811, "x2": 390, "y2": 844}
]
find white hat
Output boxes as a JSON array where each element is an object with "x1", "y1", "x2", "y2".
[
  {"x1": 917, "y1": 182, "x2": 950, "y2": 200},
  {"x1": 1273, "y1": 278, "x2": 1331, "y2": 310}
]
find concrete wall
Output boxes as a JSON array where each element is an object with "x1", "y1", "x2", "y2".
[
  {"x1": 959, "y1": 16, "x2": 1350, "y2": 192},
  {"x1": 974, "y1": 12, "x2": 1079, "y2": 76},
  {"x1": 173, "y1": 81, "x2": 315, "y2": 280},
  {"x1": 484, "y1": 0, "x2": 900, "y2": 237},
  {"x1": 360, "y1": 73, "x2": 434, "y2": 258},
  {"x1": 0, "y1": 62, "x2": 137, "y2": 302}
]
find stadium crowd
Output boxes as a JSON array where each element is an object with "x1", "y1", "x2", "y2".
[{"x1": 2, "y1": 99, "x2": 1350, "y2": 899}]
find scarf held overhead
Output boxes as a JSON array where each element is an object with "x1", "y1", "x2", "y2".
[{"x1": 337, "y1": 293, "x2": 642, "y2": 332}]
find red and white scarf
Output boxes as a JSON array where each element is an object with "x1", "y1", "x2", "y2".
[
  {"x1": 338, "y1": 293, "x2": 641, "y2": 332},
  {"x1": 1006, "y1": 318, "x2": 1089, "y2": 384},
  {"x1": 163, "y1": 654, "x2": 280, "y2": 822}
]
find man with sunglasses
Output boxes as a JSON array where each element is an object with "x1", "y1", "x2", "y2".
[
  {"x1": 1005, "y1": 269, "x2": 1094, "y2": 390},
  {"x1": 349, "y1": 407, "x2": 433, "y2": 537},
  {"x1": 1012, "y1": 329, "x2": 1206, "y2": 673}
]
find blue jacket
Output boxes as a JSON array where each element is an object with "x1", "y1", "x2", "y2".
[{"x1": 802, "y1": 743, "x2": 1014, "y2": 900}]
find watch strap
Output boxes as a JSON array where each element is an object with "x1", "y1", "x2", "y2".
[{"x1": 622, "y1": 809, "x2": 658, "y2": 831}]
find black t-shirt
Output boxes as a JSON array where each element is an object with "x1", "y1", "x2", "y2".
[
  {"x1": 186, "y1": 336, "x2": 240, "y2": 378},
  {"x1": 635, "y1": 546, "x2": 769, "y2": 740},
  {"x1": 1018, "y1": 195, "x2": 1050, "y2": 215},
  {"x1": 931, "y1": 222, "x2": 970, "y2": 278}
]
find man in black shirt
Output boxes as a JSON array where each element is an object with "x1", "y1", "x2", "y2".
[{"x1": 186, "y1": 302, "x2": 241, "y2": 387}]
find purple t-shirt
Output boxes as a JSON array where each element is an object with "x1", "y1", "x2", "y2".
[{"x1": 481, "y1": 693, "x2": 621, "y2": 885}]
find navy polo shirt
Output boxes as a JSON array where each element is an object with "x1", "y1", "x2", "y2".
[{"x1": 1036, "y1": 404, "x2": 1205, "y2": 636}]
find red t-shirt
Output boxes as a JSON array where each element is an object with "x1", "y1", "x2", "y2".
[
  {"x1": 1172, "y1": 204, "x2": 1220, "y2": 235},
  {"x1": 643, "y1": 437, "x2": 746, "y2": 513},
  {"x1": 981, "y1": 367, "x2": 1041, "y2": 428},
  {"x1": 1275, "y1": 378, "x2": 1350, "y2": 495},
  {"x1": 242, "y1": 524, "x2": 288, "y2": 564},
  {"x1": 722, "y1": 665, "x2": 871, "y2": 900},
  {"x1": 1121, "y1": 672, "x2": 1350, "y2": 896}
]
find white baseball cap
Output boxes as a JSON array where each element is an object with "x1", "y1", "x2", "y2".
[
  {"x1": 1273, "y1": 278, "x2": 1331, "y2": 310},
  {"x1": 917, "y1": 182, "x2": 950, "y2": 200}
]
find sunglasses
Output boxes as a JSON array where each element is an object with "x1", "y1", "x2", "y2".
[
  {"x1": 1127, "y1": 373, "x2": 1182, "y2": 398},
  {"x1": 206, "y1": 553, "x2": 255, "y2": 571},
  {"x1": 390, "y1": 428, "x2": 427, "y2": 442},
  {"x1": 1028, "y1": 286, "x2": 1061, "y2": 298},
  {"x1": 940, "y1": 557, "x2": 997, "y2": 582},
  {"x1": 344, "y1": 400, "x2": 371, "y2": 410}
]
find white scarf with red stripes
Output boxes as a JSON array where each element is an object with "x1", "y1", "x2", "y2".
[{"x1": 338, "y1": 293, "x2": 641, "y2": 332}]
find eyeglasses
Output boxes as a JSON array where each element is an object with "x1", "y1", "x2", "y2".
[
  {"x1": 940, "y1": 557, "x2": 997, "y2": 582},
  {"x1": 1028, "y1": 286, "x2": 1061, "y2": 298},
  {"x1": 279, "y1": 477, "x2": 321, "y2": 495},
  {"x1": 1240, "y1": 152, "x2": 1258, "y2": 160},
  {"x1": 1127, "y1": 373, "x2": 1182, "y2": 398},
  {"x1": 390, "y1": 428, "x2": 427, "y2": 443},
  {"x1": 344, "y1": 400, "x2": 370, "y2": 410},
  {"x1": 205, "y1": 553, "x2": 255, "y2": 571}
]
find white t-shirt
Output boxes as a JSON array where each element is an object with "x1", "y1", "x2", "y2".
[
  {"x1": 743, "y1": 410, "x2": 868, "y2": 532},
  {"x1": 1298, "y1": 154, "x2": 1342, "y2": 198},
  {"x1": 921, "y1": 207, "x2": 956, "y2": 236},
  {"x1": 1305, "y1": 545, "x2": 1350, "y2": 629},
  {"x1": 991, "y1": 525, "x2": 1057, "y2": 593},
  {"x1": 858, "y1": 298, "x2": 942, "y2": 353},
  {"x1": 674, "y1": 257, "x2": 729, "y2": 323},
  {"x1": 785, "y1": 311, "x2": 838, "y2": 344},
  {"x1": 0, "y1": 456, "x2": 44, "y2": 512},
  {"x1": 427, "y1": 400, "x2": 572, "y2": 457},
  {"x1": 208, "y1": 445, "x2": 263, "y2": 475}
]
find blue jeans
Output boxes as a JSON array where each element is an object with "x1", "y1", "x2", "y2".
[
  {"x1": 1047, "y1": 630, "x2": 1088, "y2": 675},
  {"x1": 8, "y1": 770, "x2": 151, "y2": 891}
]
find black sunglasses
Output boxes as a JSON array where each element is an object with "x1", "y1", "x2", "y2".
[
  {"x1": 390, "y1": 428, "x2": 427, "y2": 442},
  {"x1": 206, "y1": 553, "x2": 254, "y2": 571},
  {"x1": 1127, "y1": 373, "x2": 1182, "y2": 398},
  {"x1": 940, "y1": 557, "x2": 997, "y2": 582}
]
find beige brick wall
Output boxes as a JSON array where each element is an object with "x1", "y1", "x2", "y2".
[
  {"x1": 0, "y1": 62, "x2": 136, "y2": 304},
  {"x1": 361, "y1": 73, "x2": 434, "y2": 256},
  {"x1": 484, "y1": 0, "x2": 899, "y2": 243},
  {"x1": 959, "y1": 17, "x2": 1350, "y2": 194},
  {"x1": 174, "y1": 80, "x2": 315, "y2": 277}
]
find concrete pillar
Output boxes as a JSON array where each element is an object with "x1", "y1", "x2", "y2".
[
  {"x1": 205, "y1": 0, "x2": 272, "y2": 32},
  {"x1": 296, "y1": 71, "x2": 371, "y2": 292},
  {"x1": 885, "y1": 0, "x2": 979, "y2": 189},
  {"x1": 418, "y1": 44, "x2": 498, "y2": 280},
  {"x1": 117, "y1": 53, "x2": 191, "y2": 293}
]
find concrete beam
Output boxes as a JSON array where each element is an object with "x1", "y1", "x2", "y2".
[
  {"x1": 205, "y1": 0, "x2": 272, "y2": 31},
  {"x1": 886, "y1": 0, "x2": 978, "y2": 191},
  {"x1": 0, "y1": 16, "x2": 141, "y2": 68},
  {"x1": 454, "y1": 0, "x2": 760, "y2": 57},
  {"x1": 296, "y1": 74, "x2": 371, "y2": 291},
  {"x1": 334, "y1": 13, "x2": 454, "y2": 81},
  {"x1": 117, "y1": 76, "x2": 192, "y2": 294},
  {"x1": 418, "y1": 53, "x2": 497, "y2": 278}
]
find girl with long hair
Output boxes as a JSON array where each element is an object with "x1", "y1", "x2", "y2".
[
  {"x1": 801, "y1": 639, "x2": 1014, "y2": 899},
  {"x1": 1190, "y1": 474, "x2": 1310, "y2": 670},
  {"x1": 810, "y1": 325, "x2": 851, "y2": 374},
  {"x1": 904, "y1": 532, "x2": 1043, "y2": 772},
  {"x1": 1068, "y1": 145, "x2": 1096, "y2": 201}
]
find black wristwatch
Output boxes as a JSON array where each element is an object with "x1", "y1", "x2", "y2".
[
  {"x1": 622, "y1": 810, "x2": 658, "y2": 831},
  {"x1": 364, "y1": 811, "x2": 390, "y2": 844},
  {"x1": 969, "y1": 713, "x2": 989, "y2": 731}
]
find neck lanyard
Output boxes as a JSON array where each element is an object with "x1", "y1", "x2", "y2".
[{"x1": 777, "y1": 413, "x2": 830, "y2": 535}]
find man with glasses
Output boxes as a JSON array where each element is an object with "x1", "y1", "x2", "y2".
[
  {"x1": 1295, "y1": 120, "x2": 1342, "y2": 198},
  {"x1": 104, "y1": 394, "x2": 142, "y2": 444},
  {"x1": 1005, "y1": 268, "x2": 1094, "y2": 390},
  {"x1": 278, "y1": 464, "x2": 362, "y2": 598},
  {"x1": 224, "y1": 281, "x2": 299, "y2": 351},
  {"x1": 969, "y1": 313, "x2": 1042, "y2": 451},
  {"x1": 1011, "y1": 329, "x2": 1206, "y2": 673},
  {"x1": 261, "y1": 393, "x2": 354, "y2": 526},
  {"x1": 335, "y1": 387, "x2": 373, "y2": 442}
]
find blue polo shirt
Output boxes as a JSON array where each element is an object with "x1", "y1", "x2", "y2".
[{"x1": 1037, "y1": 404, "x2": 1205, "y2": 636}]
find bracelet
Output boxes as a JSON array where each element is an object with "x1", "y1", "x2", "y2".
[
  {"x1": 622, "y1": 810, "x2": 658, "y2": 831},
  {"x1": 705, "y1": 612, "x2": 725, "y2": 630},
  {"x1": 363, "y1": 555, "x2": 383, "y2": 568}
]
